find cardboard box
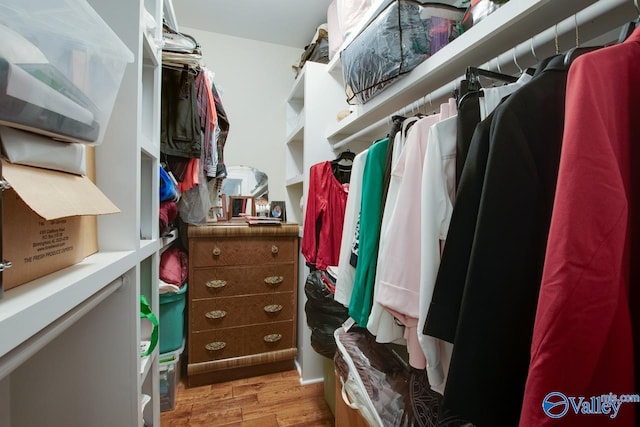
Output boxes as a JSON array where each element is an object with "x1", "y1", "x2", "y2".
[{"x1": 2, "y1": 160, "x2": 119, "y2": 291}]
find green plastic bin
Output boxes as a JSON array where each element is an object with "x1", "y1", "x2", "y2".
[{"x1": 159, "y1": 284, "x2": 187, "y2": 354}]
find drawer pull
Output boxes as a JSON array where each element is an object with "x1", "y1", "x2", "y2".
[
  {"x1": 205, "y1": 342, "x2": 226, "y2": 351},
  {"x1": 206, "y1": 279, "x2": 227, "y2": 289},
  {"x1": 271, "y1": 245, "x2": 279, "y2": 254},
  {"x1": 264, "y1": 276, "x2": 284, "y2": 286},
  {"x1": 263, "y1": 304, "x2": 283, "y2": 313},
  {"x1": 263, "y1": 333, "x2": 282, "y2": 343},
  {"x1": 205, "y1": 310, "x2": 227, "y2": 319},
  {"x1": 212, "y1": 247, "x2": 221, "y2": 256}
]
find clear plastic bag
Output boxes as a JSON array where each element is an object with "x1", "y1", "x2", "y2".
[
  {"x1": 341, "y1": 0, "x2": 464, "y2": 104},
  {"x1": 335, "y1": 326, "x2": 414, "y2": 427},
  {"x1": 177, "y1": 167, "x2": 211, "y2": 225}
]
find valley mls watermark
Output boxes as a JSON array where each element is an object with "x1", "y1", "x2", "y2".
[{"x1": 542, "y1": 392, "x2": 640, "y2": 419}]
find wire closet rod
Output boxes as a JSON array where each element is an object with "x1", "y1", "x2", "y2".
[{"x1": 332, "y1": 0, "x2": 633, "y2": 151}]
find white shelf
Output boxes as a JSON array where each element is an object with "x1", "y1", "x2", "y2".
[
  {"x1": 326, "y1": 0, "x2": 598, "y2": 145},
  {"x1": 141, "y1": 134, "x2": 158, "y2": 158},
  {"x1": 160, "y1": 228, "x2": 179, "y2": 253},
  {"x1": 2, "y1": 0, "x2": 164, "y2": 425},
  {"x1": 140, "y1": 344, "x2": 156, "y2": 381},
  {"x1": 0, "y1": 250, "x2": 137, "y2": 360},
  {"x1": 142, "y1": 31, "x2": 161, "y2": 67},
  {"x1": 285, "y1": 120, "x2": 305, "y2": 145},
  {"x1": 287, "y1": 66, "x2": 306, "y2": 103},
  {"x1": 286, "y1": 175, "x2": 304, "y2": 186},
  {"x1": 139, "y1": 238, "x2": 161, "y2": 259}
]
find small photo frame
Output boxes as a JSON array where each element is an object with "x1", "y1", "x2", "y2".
[
  {"x1": 214, "y1": 193, "x2": 228, "y2": 221},
  {"x1": 269, "y1": 200, "x2": 286, "y2": 222},
  {"x1": 228, "y1": 196, "x2": 255, "y2": 220}
]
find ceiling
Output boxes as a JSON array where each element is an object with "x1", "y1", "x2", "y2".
[{"x1": 171, "y1": 0, "x2": 334, "y2": 49}]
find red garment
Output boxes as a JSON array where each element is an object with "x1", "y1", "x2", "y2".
[
  {"x1": 301, "y1": 161, "x2": 349, "y2": 271},
  {"x1": 160, "y1": 246, "x2": 188, "y2": 287},
  {"x1": 519, "y1": 31, "x2": 640, "y2": 427},
  {"x1": 159, "y1": 201, "x2": 178, "y2": 233},
  {"x1": 178, "y1": 158, "x2": 200, "y2": 193}
]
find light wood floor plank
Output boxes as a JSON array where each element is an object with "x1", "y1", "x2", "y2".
[{"x1": 160, "y1": 369, "x2": 334, "y2": 427}]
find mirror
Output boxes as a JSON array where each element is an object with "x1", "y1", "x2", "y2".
[
  {"x1": 221, "y1": 165, "x2": 268, "y2": 199},
  {"x1": 214, "y1": 165, "x2": 268, "y2": 221}
]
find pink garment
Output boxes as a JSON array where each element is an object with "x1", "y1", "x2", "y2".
[
  {"x1": 376, "y1": 99, "x2": 456, "y2": 369},
  {"x1": 302, "y1": 161, "x2": 349, "y2": 271}
]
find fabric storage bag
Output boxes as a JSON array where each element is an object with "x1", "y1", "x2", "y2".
[{"x1": 341, "y1": 0, "x2": 464, "y2": 104}]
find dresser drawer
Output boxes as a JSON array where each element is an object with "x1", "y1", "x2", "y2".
[
  {"x1": 190, "y1": 321, "x2": 295, "y2": 363},
  {"x1": 190, "y1": 264, "x2": 294, "y2": 299},
  {"x1": 191, "y1": 236, "x2": 295, "y2": 267},
  {"x1": 191, "y1": 292, "x2": 294, "y2": 331}
]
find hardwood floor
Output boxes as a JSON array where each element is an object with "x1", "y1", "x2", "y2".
[{"x1": 160, "y1": 369, "x2": 335, "y2": 426}]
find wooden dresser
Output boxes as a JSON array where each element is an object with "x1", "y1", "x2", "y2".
[{"x1": 186, "y1": 222, "x2": 299, "y2": 386}]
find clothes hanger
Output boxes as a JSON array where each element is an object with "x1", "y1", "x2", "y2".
[
  {"x1": 162, "y1": 62, "x2": 199, "y2": 76},
  {"x1": 465, "y1": 66, "x2": 518, "y2": 92},
  {"x1": 617, "y1": 0, "x2": 640, "y2": 43},
  {"x1": 456, "y1": 65, "x2": 518, "y2": 107},
  {"x1": 564, "y1": 15, "x2": 603, "y2": 66},
  {"x1": 425, "y1": 93, "x2": 435, "y2": 115},
  {"x1": 388, "y1": 115, "x2": 405, "y2": 139},
  {"x1": 530, "y1": 37, "x2": 539, "y2": 62},
  {"x1": 512, "y1": 47, "x2": 523, "y2": 75},
  {"x1": 333, "y1": 149, "x2": 355, "y2": 167},
  {"x1": 162, "y1": 21, "x2": 201, "y2": 54}
]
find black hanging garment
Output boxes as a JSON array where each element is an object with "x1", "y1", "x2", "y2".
[
  {"x1": 161, "y1": 67, "x2": 202, "y2": 159},
  {"x1": 425, "y1": 55, "x2": 570, "y2": 427}
]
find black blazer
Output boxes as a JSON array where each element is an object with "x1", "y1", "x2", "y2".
[{"x1": 426, "y1": 55, "x2": 570, "y2": 427}]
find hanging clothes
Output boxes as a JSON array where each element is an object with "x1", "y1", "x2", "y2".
[
  {"x1": 348, "y1": 137, "x2": 390, "y2": 327},
  {"x1": 177, "y1": 157, "x2": 200, "y2": 193},
  {"x1": 161, "y1": 67, "x2": 202, "y2": 159},
  {"x1": 454, "y1": 91, "x2": 481, "y2": 188},
  {"x1": 301, "y1": 161, "x2": 350, "y2": 271},
  {"x1": 335, "y1": 149, "x2": 369, "y2": 307},
  {"x1": 375, "y1": 100, "x2": 456, "y2": 370},
  {"x1": 478, "y1": 71, "x2": 532, "y2": 120},
  {"x1": 426, "y1": 54, "x2": 569, "y2": 427},
  {"x1": 412, "y1": 71, "x2": 533, "y2": 393},
  {"x1": 454, "y1": 70, "x2": 534, "y2": 188},
  {"x1": 380, "y1": 115, "x2": 407, "y2": 216},
  {"x1": 416, "y1": 113, "x2": 457, "y2": 394},
  {"x1": 210, "y1": 81, "x2": 229, "y2": 179},
  {"x1": 519, "y1": 29, "x2": 640, "y2": 427},
  {"x1": 195, "y1": 69, "x2": 217, "y2": 177},
  {"x1": 367, "y1": 118, "x2": 419, "y2": 345}
]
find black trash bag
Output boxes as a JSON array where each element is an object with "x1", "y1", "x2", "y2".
[{"x1": 304, "y1": 270, "x2": 349, "y2": 359}]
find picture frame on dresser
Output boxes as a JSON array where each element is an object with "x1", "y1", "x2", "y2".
[
  {"x1": 212, "y1": 193, "x2": 227, "y2": 222},
  {"x1": 269, "y1": 200, "x2": 287, "y2": 222},
  {"x1": 228, "y1": 195, "x2": 255, "y2": 220}
]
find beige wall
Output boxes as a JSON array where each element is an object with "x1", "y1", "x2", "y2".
[{"x1": 183, "y1": 27, "x2": 301, "y2": 201}]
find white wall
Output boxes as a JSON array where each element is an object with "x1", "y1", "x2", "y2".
[{"x1": 182, "y1": 27, "x2": 302, "y2": 201}]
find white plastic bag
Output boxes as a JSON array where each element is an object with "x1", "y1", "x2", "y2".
[
  {"x1": 177, "y1": 166, "x2": 211, "y2": 225},
  {"x1": 0, "y1": 125, "x2": 86, "y2": 175}
]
